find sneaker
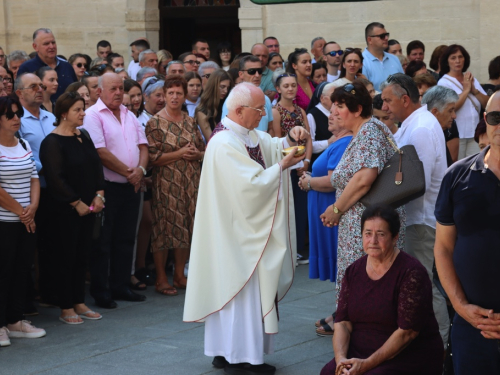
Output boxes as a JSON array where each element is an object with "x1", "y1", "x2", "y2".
[
  {"x1": 7, "y1": 320, "x2": 46, "y2": 339},
  {"x1": 297, "y1": 253, "x2": 309, "y2": 265},
  {"x1": 0, "y1": 327, "x2": 11, "y2": 346},
  {"x1": 184, "y1": 262, "x2": 189, "y2": 278}
]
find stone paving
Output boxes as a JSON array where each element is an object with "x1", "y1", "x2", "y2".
[{"x1": 1, "y1": 265, "x2": 336, "y2": 375}]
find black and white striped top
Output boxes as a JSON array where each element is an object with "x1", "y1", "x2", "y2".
[{"x1": 0, "y1": 138, "x2": 38, "y2": 222}]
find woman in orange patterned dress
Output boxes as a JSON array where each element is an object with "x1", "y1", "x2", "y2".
[{"x1": 145, "y1": 75, "x2": 205, "y2": 296}]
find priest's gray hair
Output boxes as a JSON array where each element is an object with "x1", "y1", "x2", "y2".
[
  {"x1": 421, "y1": 86, "x2": 459, "y2": 113},
  {"x1": 225, "y1": 82, "x2": 259, "y2": 111}
]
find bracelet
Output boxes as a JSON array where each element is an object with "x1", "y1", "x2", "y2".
[
  {"x1": 96, "y1": 193, "x2": 106, "y2": 203},
  {"x1": 138, "y1": 166, "x2": 147, "y2": 175},
  {"x1": 304, "y1": 158, "x2": 311, "y2": 164},
  {"x1": 307, "y1": 177, "x2": 312, "y2": 191},
  {"x1": 72, "y1": 199, "x2": 82, "y2": 209},
  {"x1": 287, "y1": 130, "x2": 297, "y2": 143}
]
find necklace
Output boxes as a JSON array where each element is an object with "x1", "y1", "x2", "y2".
[
  {"x1": 163, "y1": 108, "x2": 183, "y2": 124},
  {"x1": 368, "y1": 249, "x2": 399, "y2": 278}
]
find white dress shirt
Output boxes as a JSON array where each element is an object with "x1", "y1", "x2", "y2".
[{"x1": 306, "y1": 103, "x2": 330, "y2": 154}]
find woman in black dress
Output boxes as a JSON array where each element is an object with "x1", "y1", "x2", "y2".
[{"x1": 40, "y1": 92, "x2": 105, "y2": 325}]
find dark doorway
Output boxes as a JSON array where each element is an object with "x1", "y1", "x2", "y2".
[{"x1": 159, "y1": 1, "x2": 241, "y2": 61}]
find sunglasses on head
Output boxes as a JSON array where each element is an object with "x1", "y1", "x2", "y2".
[
  {"x1": 343, "y1": 84, "x2": 356, "y2": 95},
  {"x1": 144, "y1": 77, "x2": 160, "y2": 92},
  {"x1": 201, "y1": 74, "x2": 211, "y2": 79},
  {"x1": 369, "y1": 32, "x2": 390, "y2": 40},
  {"x1": 241, "y1": 68, "x2": 263, "y2": 75},
  {"x1": 387, "y1": 74, "x2": 410, "y2": 97},
  {"x1": 76, "y1": 63, "x2": 88, "y2": 69},
  {"x1": 485, "y1": 111, "x2": 500, "y2": 126},
  {"x1": 325, "y1": 50, "x2": 344, "y2": 57}
]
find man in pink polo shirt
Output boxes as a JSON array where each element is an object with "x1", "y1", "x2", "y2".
[{"x1": 83, "y1": 73, "x2": 149, "y2": 309}]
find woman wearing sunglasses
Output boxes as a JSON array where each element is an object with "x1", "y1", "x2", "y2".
[
  {"x1": 335, "y1": 48, "x2": 366, "y2": 87},
  {"x1": 317, "y1": 81, "x2": 406, "y2": 336},
  {"x1": 287, "y1": 48, "x2": 314, "y2": 110},
  {"x1": 36, "y1": 67, "x2": 58, "y2": 114},
  {"x1": 68, "y1": 54, "x2": 88, "y2": 81},
  {"x1": 0, "y1": 95, "x2": 45, "y2": 344}
]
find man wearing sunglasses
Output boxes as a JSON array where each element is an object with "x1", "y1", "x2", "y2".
[
  {"x1": 17, "y1": 28, "x2": 77, "y2": 101},
  {"x1": 434, "y1": 91, "x2": 500, "y2": 374},
  {"x1": 323, "y1": 42, "x2": 343, "y2": 82},
  {"x1": 361, "y1": 22, "x2": 403, "y2": 91},
  {"x1": 220, "y1": 55, "x2": 274, "y2": 133},
  {"x1": 380, "y1": 73, "x2": 450, "y2": 351},
  {"x1": 16, "y1": 73, "x2": 58, "y2": 307}
]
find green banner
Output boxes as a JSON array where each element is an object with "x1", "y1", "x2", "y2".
[{"x1": 251, "y1": 0, "x2": 377, "y2": 4}]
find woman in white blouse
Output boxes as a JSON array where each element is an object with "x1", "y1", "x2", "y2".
[{"x1": 437, "y1": 45, "x2": 489, "y2": 159}]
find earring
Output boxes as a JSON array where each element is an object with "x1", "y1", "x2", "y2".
[{"x1": 63, "y1": 117, "x2": 66, "y2": 120}]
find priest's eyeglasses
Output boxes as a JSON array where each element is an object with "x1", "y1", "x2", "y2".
[{"x1": 241, "y1": 105, "x2": 265, "y2": 116}]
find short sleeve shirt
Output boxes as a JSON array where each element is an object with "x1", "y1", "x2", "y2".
[
  {"x1": 435, "y1": 146, "x2": 500, "y2": 311},
  {"x1": 361, "y1": 49, "x2": 404, "y2": 91}
]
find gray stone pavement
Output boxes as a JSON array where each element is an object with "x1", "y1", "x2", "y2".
[{"x1": 0, "y1": 265, "x2": 336, "y2": 375}]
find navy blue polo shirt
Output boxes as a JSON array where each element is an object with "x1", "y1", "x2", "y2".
[
  {"x1": 435, "y1": 146, "x2": 500, "y2": 312},
  {"x1": 17, "y1": 54, "x2": 77, "y2": 101}
]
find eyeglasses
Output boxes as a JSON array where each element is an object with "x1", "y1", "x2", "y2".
[
  {"x1": 240, "y1": 68, "x2": 263, "y2": 75},
  {"x1": 343, "y1": 84, "x2": 356, "y2": 95},
  {"x1": 0, "y1": 54, "x2": 5, "y2": 59},
  {"x1": 266, "y1": 44, "x2": 280, "y2": 49},
  {"x1": 220, "y1": 50, "x2": 231, "y2": 55},
  {"x1": 19, "y1": 83, "x2": 47, "y2": 92},
  {"x1": 369, "y1": 32, "x2": 390, "y2": 40},
  {"x1": 201, "y1": 74, "x2": 211, "y2": 79},
  {"x1": 184, "y1": 60, "x2": 201, "y2": 66},
  {"x1": 325, "y1": 50, "x2": 344, "y2": 57},
  {"x1": 485, "y1": 111, "x2": 500, "y2": 126},
  {"x1": 2, "y1": 77, "x2": 12, "y2": 83},
  {"x1": 241, "y1": 105, "x2": 265, "y2": 116},
  {"x1": 387, "y1": 74, "x2": 410, "y2": 97},
  {"x1": 76, "y1": 63, "x2": 88, "y2": 69}
]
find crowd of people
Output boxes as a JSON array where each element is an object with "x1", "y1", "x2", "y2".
[{"x1": 0, "y1": 21, "x2": 499, "y2": 375}]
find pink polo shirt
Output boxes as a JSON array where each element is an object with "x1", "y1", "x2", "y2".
[{"x1": 83, "y1": 98, "x2": 148, "y2": 183}]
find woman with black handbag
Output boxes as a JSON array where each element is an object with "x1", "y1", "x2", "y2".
[
  {"x1": 317, "y1": 81, "x2": 406, "y2": 336},
  {"x1": 40, "y1": 92, "x2": 105, "y2": 325}
]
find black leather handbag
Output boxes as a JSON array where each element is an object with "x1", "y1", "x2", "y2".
[{"x1": 360, "y1": 123, "x2": 426, "y2": 209}]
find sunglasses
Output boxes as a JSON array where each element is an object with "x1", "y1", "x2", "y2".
[
  {"x1": 201, "y1": 74, "x2": 211, "y2": 79},
  {"x1": 369, "y1": 32, "x2": 390, "y2": 40},
  {"x1": 241, "y1": 68, "x2": 263, "y2": 75},
  {"x1": 76, "y1": 63, "x2": 88, "y2": 69},
  {"x1": 144, "y1": 77, "x2": 160, "y2": 92},
  {"x1": 184, "y1": 60, "x2": 201, "y2": 66},
  {"x1": 387, "y1": 74, "x2": 410, "y2": 97},
  {"x1": 325, "y1": 50, "x2": 344, "y2": 57},
  {"x1": 19, "y1": 83, "x2": 47, "y2": 92},
  {"x1": 5, "y1": 108, "x2": 24, "y2": 120},
  {"x1": 485, "y1": 111, "x2": 500, "y2": 126}
]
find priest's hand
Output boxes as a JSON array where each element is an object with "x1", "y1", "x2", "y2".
[
  {"x1": 289, "y1": 126, "x2": 310, "y2": 145},
  {"x1": 280, "y1": 148, "x2": 306, "y2": 170}
]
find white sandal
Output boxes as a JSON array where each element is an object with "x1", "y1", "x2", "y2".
[
  {"x1": 59, "y1": 315, "x2": 84, "y2": 325},
  {"x1": 79, "y1": 311, "x2": 102, "y2": 320}
]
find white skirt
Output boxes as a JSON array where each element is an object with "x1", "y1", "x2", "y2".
[{"x1": 204, "y1": 271, "x2": 275, "y2": 365}]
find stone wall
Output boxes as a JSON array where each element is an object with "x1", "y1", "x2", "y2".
[{"x1": 240, "y1": 0, "x2": 499, "y2": 82}]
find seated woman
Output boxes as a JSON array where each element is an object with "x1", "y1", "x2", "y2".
[{"x1": 321, "y1": 205, "x2": 443, "y2": 375}]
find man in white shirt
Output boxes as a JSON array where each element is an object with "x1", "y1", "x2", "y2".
[
  {"x1": 380, "y1": 73, "x2": 450, "y2": 349},
  {"x1": 323, "y1": 42, "x2": 342, "y2": 82},
  {"x1": 127, "y1": 39, "x2": 150, "y2": 81}
]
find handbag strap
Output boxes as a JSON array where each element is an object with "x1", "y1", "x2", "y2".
[
  {"x1": 370, "y1": 119, "x2": 403, "y2": 185},
  {"x1": 443, "y1": 76, "x2": 480, "y2": 114}
]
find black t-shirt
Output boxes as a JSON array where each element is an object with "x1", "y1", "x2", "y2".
[
  {"x1": 435, "y1": 146, "x2": 500, "y2": 312},
  {"x1": 443, "y1": 120, "x2": 459, "y2": 167},
  {"x1": 481, "y1": 83, "x2": 496, "y2": 96}
]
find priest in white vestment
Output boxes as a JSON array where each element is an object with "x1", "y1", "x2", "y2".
[{"x1": 183, "y1": 82, "x2": 310, "y2": 375}]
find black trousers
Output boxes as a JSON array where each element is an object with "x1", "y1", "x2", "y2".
[
  {"x1": 36, "y1": 188, "x2": 59, "y2": 304},
  {"x1": 90, "y1": 182, "x2": 141, "y2": 300},
  {"x1": 0, "y1": 221, "x2": 36, "y2": 326},
  {"x1": 291, "y1": 170, "x2": 308, "y2": 252},
  {"x1": 52, "y1": 205, "x2": 95, "y2": 309}
]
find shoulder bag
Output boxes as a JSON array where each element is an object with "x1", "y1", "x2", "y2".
[{"x1": 359, "y1": 122, "x2": 426, "y2": 208}]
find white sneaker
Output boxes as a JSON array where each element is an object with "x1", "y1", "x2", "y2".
[
  {"x1": 184, "y1": 262, "x2": 189, "y2": 278},
  {"x1": 0, "y1": 327, "x2": 11, "y2": 346},
  {"x1": 7, "y1": 320, "x2": 46, "y2": 339}
]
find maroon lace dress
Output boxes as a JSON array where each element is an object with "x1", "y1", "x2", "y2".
[{"x1": 321, "y1": 251, "x2": 444, "y2": 375}]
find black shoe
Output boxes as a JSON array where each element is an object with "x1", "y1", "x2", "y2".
[
  {"x1": 94, "y1": 298, "x2": 118, "y2": 309},
  {"x1": 135, "y1": 267, "x2": 155, "y2": 286},
  {"x1": 213, "y1": 356, "x2": 229, "y2": 368},
  {"x1": 112, "y1": 288, "x2": 146, "y2": 302},
  {"x1": 224, "y1": 363, "x2": 276, "y2": 375}
]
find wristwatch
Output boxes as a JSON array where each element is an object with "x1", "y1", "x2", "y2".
[
  {"x1": 96, "y1": 193, "x2": 106, "y2": 203},
  {"x1": 333, "y1": 205, "x2": 343, "y2": 215},
  {"x1": 138, "y1": 166, "x2": 147, "y2": 175}
]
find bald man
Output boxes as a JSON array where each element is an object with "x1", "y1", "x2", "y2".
[
  {"x1": 83, "y1": 73, "x2": 149, "y2": 309},
  {"x1": 434, "y1": 91, "x2": 500, "y2": 374},
  {"x1": 251, "y1": 43, "x2": 276, "y2": 99}
]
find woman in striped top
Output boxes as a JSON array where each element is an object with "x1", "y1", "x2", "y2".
[{"x1": 0, "y1": 95, "x2": 45, "y2": 347}]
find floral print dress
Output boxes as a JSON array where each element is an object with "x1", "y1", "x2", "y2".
[{"x1": 331, "y1": 118, "x2": 406, "y2": 305}]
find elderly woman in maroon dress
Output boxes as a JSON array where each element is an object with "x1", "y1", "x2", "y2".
[{"x1": 321, "y1": 205, "x2": 443, "y2": 375}]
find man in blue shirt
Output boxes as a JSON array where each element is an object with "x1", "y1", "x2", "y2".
[
  {"x1": 16, "y1": 72, "x2": 58, "y2": 306},
  {"x1": 361, "y1": 22, "x2": 403, "y2": 91},
  {"x1": 221, "y1": 55, "x2": 273, "y2": 133},
  {"x1": 17, "y1": 28, "x2": 77, "y2": 101}
]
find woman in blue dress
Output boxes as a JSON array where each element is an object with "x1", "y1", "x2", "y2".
[{"x1": 298, "y1": 100, "x2": 352, "y2": 335}]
